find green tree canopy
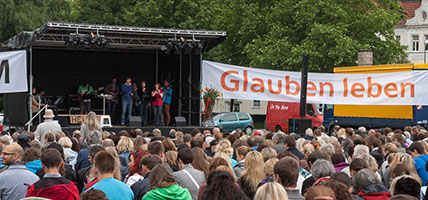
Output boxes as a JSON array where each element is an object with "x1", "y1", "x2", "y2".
[{"x1": 0, "y1": 0, "x2": 408, "y2": 72}]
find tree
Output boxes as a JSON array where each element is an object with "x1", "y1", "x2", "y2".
[
  {"x1": 243, "y1": 0, "x2": 408, "y2": 72},
  {"x1": 0, "y1": 0, "x2": 71, "y2": 42}
]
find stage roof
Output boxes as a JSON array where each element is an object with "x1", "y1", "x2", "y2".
[{"x1": 1, "y1": 22, "x2": 227, "y2": 52}]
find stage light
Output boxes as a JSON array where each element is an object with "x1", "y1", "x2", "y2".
[
  {"x1": 196, "y1": 42, "x2": 203, "y2": 49},
  {"x1": 160, "y1": 45, "x2": 168, "y2": 52},
  {"x1": 99, "y1": 38, "x2": 108, "y2": 47},
  {"x1": 64, "y1": 37, "x2": 73, "y2": 46},
  {"x1": 77, "y1": 37, "x2": 86, "y2": 46}
]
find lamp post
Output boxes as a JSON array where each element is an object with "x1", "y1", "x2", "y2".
[{"x1": 425, "y1": 40, "x2": 428, "y2": 63}]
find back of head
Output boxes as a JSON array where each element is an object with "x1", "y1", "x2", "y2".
[
  {"x1": 102, "y1": 138, "x2": 115, "y2": 147},
  {"x1": 320, "y1": 143, "x2": 335, "y2": 156},
  {"x1": 202, "y1": 170, "x2": 243, "y2": 200},
  {"x1": 352, "y1": 168, "x2": 380, "y2": 192},
  {"x1": 350, "y1": 158, "x2": 368, "y2": 173},
  {"x1": 305, "y1": 128, "x2": 314, "y2": 137},
  {"x1": 81, "y1": 189, "x2": 109, "y2": 200},
  {"x1": 330, "y1": 153, "x2": 345, "y2": 165},
  {"x1": 409, "y1": 141, "x2": 425, "y2": 154},
  {"x1": 307, "y1": 151, "x2": 330, "y2": 166},
  {"x1": 331, "y1": 172, "x2": 351, "y2": 189},
  {"x1": 89, "y1": 145, "x2": 106, "y2": 159},
  {"x1": 392, "y1": 163, "x2": 409, "y2": 178},
  {"x1": 58, "y1": 137, "x2": 72, "y2": 148},
  {"x1": 47, "y1": 143, "x2": 64, "y2": 160},
  {"x1": 323, "y1": 180, "x2": 352, "y2": 200},
  {"x1": 117, "y1": 136, "x2": 134, "y2": 154},
  {"x1": 178, "y1": 148, "x2": 194, "y2": 165},
  {"x1": 150, "y1": 165, "x2": 175, "y2": 189},
  {"x1": 209, "y1": 157, "x2": 229, "y2": 173},
  {"x1": 311, "y1": 159, "x2": 335, "y2": 180},
  {"x1": 148, "y1": 142, "x2": 164, "y2": 156},
  {"x1": 88, "y1": 130, "x2": 102, "y2": 145},
  {"x1": 41, "y1": 148, "x2": 63, "y2": 169},
  {"x1": 94, "y1": 151, "x2": 116, "y2": 174},
  {"x1": 273, "y1": 132, "x2": 286, "y2": 143},
  {"x1": 254, "y1": 181, "x2": 287, "y2": 200},
  {"x1": 304, "y1": 185, "x2": 336, "y2": 200},
  {"x1": 391, "y1": 175, "x2": 421, "y2": 198},
  {"x1": 45, "y1": 133, "x2": 55, "y2": 143},
  {"x1": 353, "y1": 144, "x2": 369, "y2": 158},
  {"x1": 23, "y1": 147, "x2": 41, "y2": 163},
  {"x1": 284, "y1": 135, "x2": 296, "y2": 148},
  {"x1": 261, "y1": 148, "x2": 277, "y2": 162},
  {"x1": 190, "y1": 136, "x2": 204, "y2": 149},
  {"x1": 274, "y1": 157, "x2": 299, "y2": 187},
  {"x1": 264, "y1": 158, "x2": 279, "y2": 176},
  {"x1": 140, "y1": 154, "x2": 163, "y2": 170}
]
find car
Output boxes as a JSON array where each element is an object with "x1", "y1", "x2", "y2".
[{"x1": 204, "y1": 112, "x2": 254, "y2": 134}]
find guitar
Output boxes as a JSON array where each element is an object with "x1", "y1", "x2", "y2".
[{"x1": 78, "y1": 87, "x2": 104, "y2": 102}]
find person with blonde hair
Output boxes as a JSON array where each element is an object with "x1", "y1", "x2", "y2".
[
  {"x1": 400, "y1": 155, "x2": 422, "y2": 185},
  {"x1": 254, "y1": 181, "x2": 288, "y2": 200},
  {"x1": 81, "y1": 111, "x2": 101, "y2": 143},
  {"x1": 58, "y1": 137, "x2": 78, "y2": 167},
  {"x1": 304, "y1": 185, "x2": 336, "y2": 200},
  {"x1": 261, "y1": 147, "x2": 277, "y2": 162},
  {"x1": 164, "y1": 151, "x2": 179, "y2": 172},
  {"x1": 215, "y1": 139, "x2": 238, "y2": 167},
  {"x1": 238, "y1": 151, "x2": 265, "y2": 199},
  {"x1": 117, "y1": 137, "x2": 134, "y2": 165}
]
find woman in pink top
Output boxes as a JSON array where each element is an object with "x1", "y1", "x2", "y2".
[{"x1": 152, "y1": 83, "x2": 164, "y2": 125}]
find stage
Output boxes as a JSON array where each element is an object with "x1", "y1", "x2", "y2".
[
  {"x1": 62, "y1": 125, "x2": 214, "y2": 136},
  {"x1": 1, "y1": 22, "x2": 226, "y2": 129}
]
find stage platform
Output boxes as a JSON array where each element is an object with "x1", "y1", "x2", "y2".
[{"x1": 62, "y1": 125, "x2": 213, "y2": 136}]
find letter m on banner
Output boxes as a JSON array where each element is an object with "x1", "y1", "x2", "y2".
[
  {"x1": 0, "y1": 60, "x2": 10, "y2": 84},
  {"x1": 0, "y1": 50, "x2": 28, "y2": 93}
]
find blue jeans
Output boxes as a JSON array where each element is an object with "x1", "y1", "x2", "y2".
[
  {"x1": 140, "y1": 102, "x2": 148, "y2": 125},
  {"x1": 153, "y1": 106, "x2": 163, "y2": 125},
  {"x1": 121, "y1": 100, "x2": 132, "y2": 124}
]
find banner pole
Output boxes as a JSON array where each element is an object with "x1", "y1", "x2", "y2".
[{"x1": 28, "y1": 46, "x2": 33, "y2": 132}]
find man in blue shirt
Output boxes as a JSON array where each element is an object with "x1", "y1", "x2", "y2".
[
  {"x1": 86, "y1": 151, "x2": 134, "y2": 200},
  {"x1": 121, "y1": 77, "x2": 133, "y2": 126},
  {"x1": 410, "y1": 141, "x2": 428, "y2": 186},
  {"x1": 162, "y1": 80, "x2": 172, "y2": 126}
]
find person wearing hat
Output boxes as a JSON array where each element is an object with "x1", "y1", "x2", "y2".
[{"x1": 34, "y1": 109, "x2": 62, "y2": 144}]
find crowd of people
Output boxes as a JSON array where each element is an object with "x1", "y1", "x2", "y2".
[{"x1": 1, "y1": 114, "x2": 428, "y2": 200}]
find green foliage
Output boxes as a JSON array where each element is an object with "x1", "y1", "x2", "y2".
[
  {"x1": 0, "y1": 0, "x2": 71, "y2": 42},
  {"x1": 0, "y1": 0, "x2": 409, "y2": 72}
]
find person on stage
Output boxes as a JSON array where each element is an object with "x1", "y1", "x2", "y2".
[
  {"x1": 104, "y1": 78, "x2": 119, "y2": 120},
  {"x1": 31, "y1": 88, "x2": 45, "y2": 126},
  {"x1": 133, "y1": 83, "x2": 141, "y2": 116},
  {"x1": 152, "y1": 83, "x2": 163, "y2": 126},
  {"x1": 121, "y1": 77, "x2": 134, "y2": 126},
  {"x1": 78, "y1": 82, "x2": 95, "y2": 114},
  {"x1": 162, "y1": 80, "x2": 172, "y2": 126},
  {"x1": 139, "y1": 81, "x2": 149, "y2": 126}
]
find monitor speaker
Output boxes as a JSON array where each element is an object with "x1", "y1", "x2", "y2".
[
  {"x1": 129, "y1": 116, "x2": 142, "y2": 126},
  {"x1": 175, "y1": 116, "x2": 186, "y2": 126}
]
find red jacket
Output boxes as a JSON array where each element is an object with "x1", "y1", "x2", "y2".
[
  {"x1": 26, "y1": 180, "x2": 80, "y2": 200},
  {"x1": 354, "y1": 191, "x2": 391, "y2": 200}
]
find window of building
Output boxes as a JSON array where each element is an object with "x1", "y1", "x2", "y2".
[
  {"x1": 413, "y1": 35, "x2": 419, "y2": 51},
  {"x1": 425, "y1": 35, "x2": 428, "y2": 51},
  {"x1": 233, "y1": 102, "x2": 240, "y2": 112},
  {"x1": 396, "y1": 35, "x2": 401, "y2": 42},
  {"x1": 252, "y1": 100, "x2": 260, "y2": 109}
]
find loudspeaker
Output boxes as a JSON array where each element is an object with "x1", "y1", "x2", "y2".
[
  {"x1": 288, "y1": 118, "x2": 312, "y2": 135},
  {"x1": 300, "y1": 54, "x2": 309, "y2": 117},
  {"x1": 56, "y1": 116, "x2": 69, "y2": 127},
  {"x1": 175, "y1": 116, "x2": 186, "y2": 126},
  {"x1": 129, "y1": 116, "x2": 142, "y2": 126}
]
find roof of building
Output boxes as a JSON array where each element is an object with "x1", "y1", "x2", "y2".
[{"x1": 398, "y1": 0, "x2": 422, "y2": 25}]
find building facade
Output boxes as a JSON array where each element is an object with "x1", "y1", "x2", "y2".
[{"x1": 396, "y1": 0, "x2": 428, "y2": 63}]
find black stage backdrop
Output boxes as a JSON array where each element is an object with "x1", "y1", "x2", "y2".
[{"x1": 31, "y1": 49, "x2": 201, "y2": 126}]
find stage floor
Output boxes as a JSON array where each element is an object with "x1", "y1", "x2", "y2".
[{"x1": 62, "y1": 125, "x2": 213, "y2": 135}]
